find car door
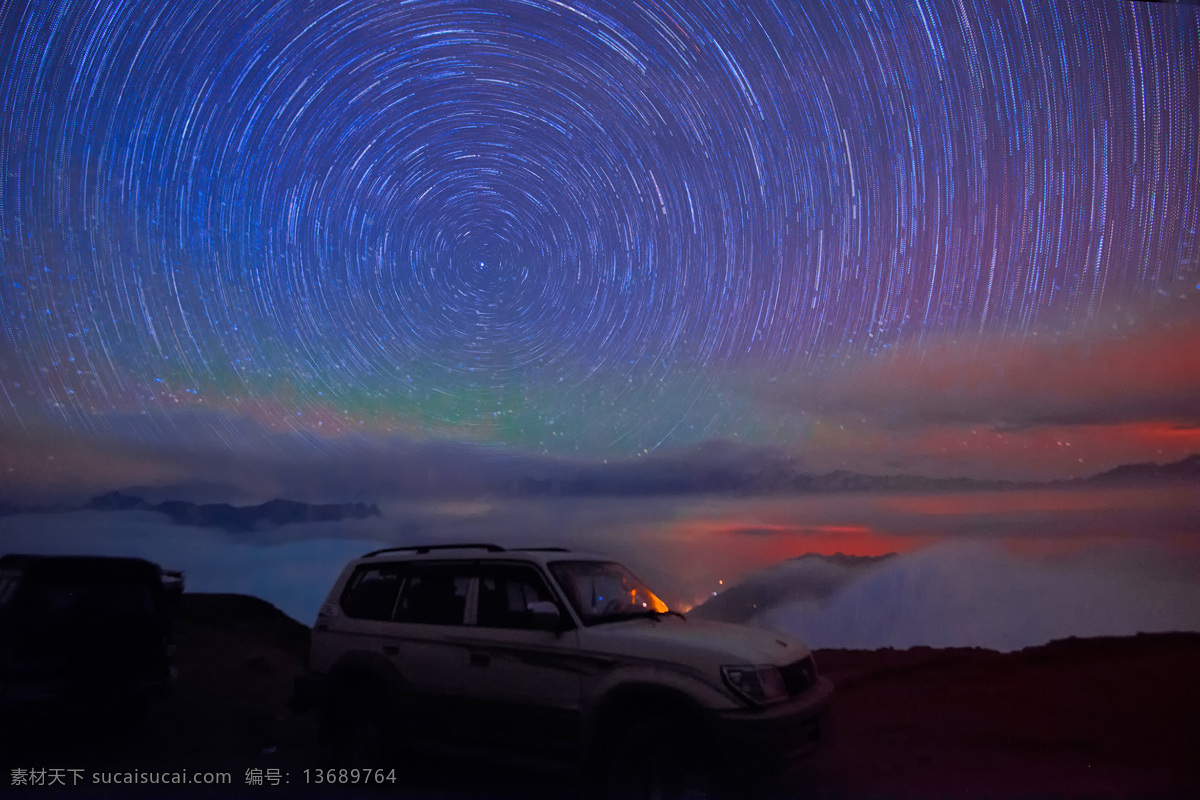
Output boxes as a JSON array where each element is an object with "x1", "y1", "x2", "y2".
[
  {"x1": 383, "y1": 562, "x2": 475, "y2": 742},
  {"x1": 329, "y1": 561, "x2": 469, "y2": 740},
  {"x1": 452, "y1": 562, "x2": 583, "y2": 756}
]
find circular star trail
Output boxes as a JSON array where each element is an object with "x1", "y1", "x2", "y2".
[{"x1": 1, "y1": 0, "x2": 1197, "y2": 453}]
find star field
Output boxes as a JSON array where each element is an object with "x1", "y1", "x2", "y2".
[{"x1": 1, "y1": 0, "x2": 1197, "y2": 457}]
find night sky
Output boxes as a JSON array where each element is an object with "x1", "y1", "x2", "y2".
[{"x1": 2, "y1": 0, "x2": 1199, "y2": 502}]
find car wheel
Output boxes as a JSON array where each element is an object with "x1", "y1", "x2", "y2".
[
  {"x1": 326, "y1": 686, "x2": 395, "y2": 766},
  {"x1": 604, "y1": 714, "x2": 721, "y2": 800}
]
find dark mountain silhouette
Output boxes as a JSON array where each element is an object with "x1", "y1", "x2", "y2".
[
  {"x1": 83, "y1": 492, "x2": 381, "y2": 533},
  {"x1": 1084, "y1": 453, "x2": 1200, "y2": 484}
]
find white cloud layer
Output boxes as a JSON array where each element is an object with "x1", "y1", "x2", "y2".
[{"x1": 751, "y1": 542, "x2": 1200, "y2": 651}]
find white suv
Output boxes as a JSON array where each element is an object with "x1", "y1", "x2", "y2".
[{"x1": 299, "y1": 544, "x2": 832, "y2": 797}]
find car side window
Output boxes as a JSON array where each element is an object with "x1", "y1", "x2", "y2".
[
  {"x1": 340, "y1": 565, "x2": 405, "y2": 620},
  {"x1": 475, "y1": 565, "x2": 556, "y2": 630},
  {"x1": 78, "y1": 583, "x2": 157, "y2": 619},
  {"x1": 394, "y1": 565, "x2": 470, "y2": 625}
]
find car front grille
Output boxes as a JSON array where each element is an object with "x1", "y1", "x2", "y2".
[{"x1": 779, "y1": 655, "x2": 817, "y2": 697}]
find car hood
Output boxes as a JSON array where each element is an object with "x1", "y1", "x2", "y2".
[{"x1": 578, "y1": 615, "x2": 810, "y2": 668}]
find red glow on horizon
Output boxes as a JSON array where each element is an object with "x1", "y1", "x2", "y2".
[{"x1": 666, "y1": 518, "x2": 937, "y2": 560}]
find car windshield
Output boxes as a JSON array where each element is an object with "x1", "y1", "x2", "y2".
[{"x1": 549, "y1": 561, "x2": 669, "y2": 625}]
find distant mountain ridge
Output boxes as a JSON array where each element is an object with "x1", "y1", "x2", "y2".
[
  {"x1": 1083, "y1": 453, "x2": 1200, "y2": 484},
  {"x1": 509, "y1": 452, "x2": 1200, "y2": 497},
  {"x1": 0, "y1": 453, "x2": 1196, "y2": 519},
  {"x1": 82, "y1": 492, "x2": 381, "y2": 533}
]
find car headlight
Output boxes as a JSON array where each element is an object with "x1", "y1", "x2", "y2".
[{"x1": 721, "y1": 664, "x2": 788, "y2": 705}]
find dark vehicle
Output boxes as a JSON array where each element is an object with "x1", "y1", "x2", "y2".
[{"x1": 0, "y1": 555, "x2": 182, "y2": 731}]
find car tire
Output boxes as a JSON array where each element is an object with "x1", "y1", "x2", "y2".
[
  {"x1": 325, "y1": 685, "x2": 396, "y2": 767},
  {"x1": 604, "y1": 713, "x2": 721, "y2": 800}
]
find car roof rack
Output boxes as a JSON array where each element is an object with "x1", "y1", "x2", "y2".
[{"x1": 362, "y1": 543, "x2": 506, "y2": 558}]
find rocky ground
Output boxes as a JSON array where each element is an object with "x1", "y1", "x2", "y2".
[
  {"x1": 790, "y1": 636, "x2": 1200, "y2": 799},
  {"x1": 3, "y1": 593, "x2": 1198, "y2": 799}
]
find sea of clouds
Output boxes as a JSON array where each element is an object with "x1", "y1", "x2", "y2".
[
  {"x1": 3, "y1": 509, "x2": 1199, "y2": 651},
  {"x1": 735, "y1": 542, "x2": 1200, "y2": 651}
]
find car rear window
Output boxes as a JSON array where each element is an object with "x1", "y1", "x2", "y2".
[{"x1": 340, "y1": 565, "x2": 405, "y2": 620}]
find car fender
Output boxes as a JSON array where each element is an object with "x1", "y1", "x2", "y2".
[
  {"x1": 586, "y1": 660, "x2": 735, "y2": 714},
  {"x1": 580, "y1": 662, "x2": 734, "y2": 762}
]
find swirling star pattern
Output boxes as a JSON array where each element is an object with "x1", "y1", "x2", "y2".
[{"x1": 0, "y1": 0, "x2": 1197, "y2": 455}]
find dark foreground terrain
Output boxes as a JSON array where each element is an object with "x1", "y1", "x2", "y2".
[{"x1": 3, "y1": 593, "x2": 1198, "y2": 799}]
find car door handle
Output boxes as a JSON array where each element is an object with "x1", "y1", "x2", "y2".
[
  {"x1": 382, "y1": 644, "x2": 399, "y2": 655},
  {"x1": 469, "y1": 651, "x2": 490, "y2": 667}
]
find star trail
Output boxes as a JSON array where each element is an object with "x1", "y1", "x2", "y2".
[{"x1": 1, "y1": 0, "x2": 1197, "y2": 468}]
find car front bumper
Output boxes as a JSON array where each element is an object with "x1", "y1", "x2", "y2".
[{"x1": 709, "y1": 675, "x2": 834, "y2": 782}]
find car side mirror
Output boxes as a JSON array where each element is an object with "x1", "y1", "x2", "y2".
[{"x1": 527, "y1": 600, "x2": 562, "y2": 631}]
